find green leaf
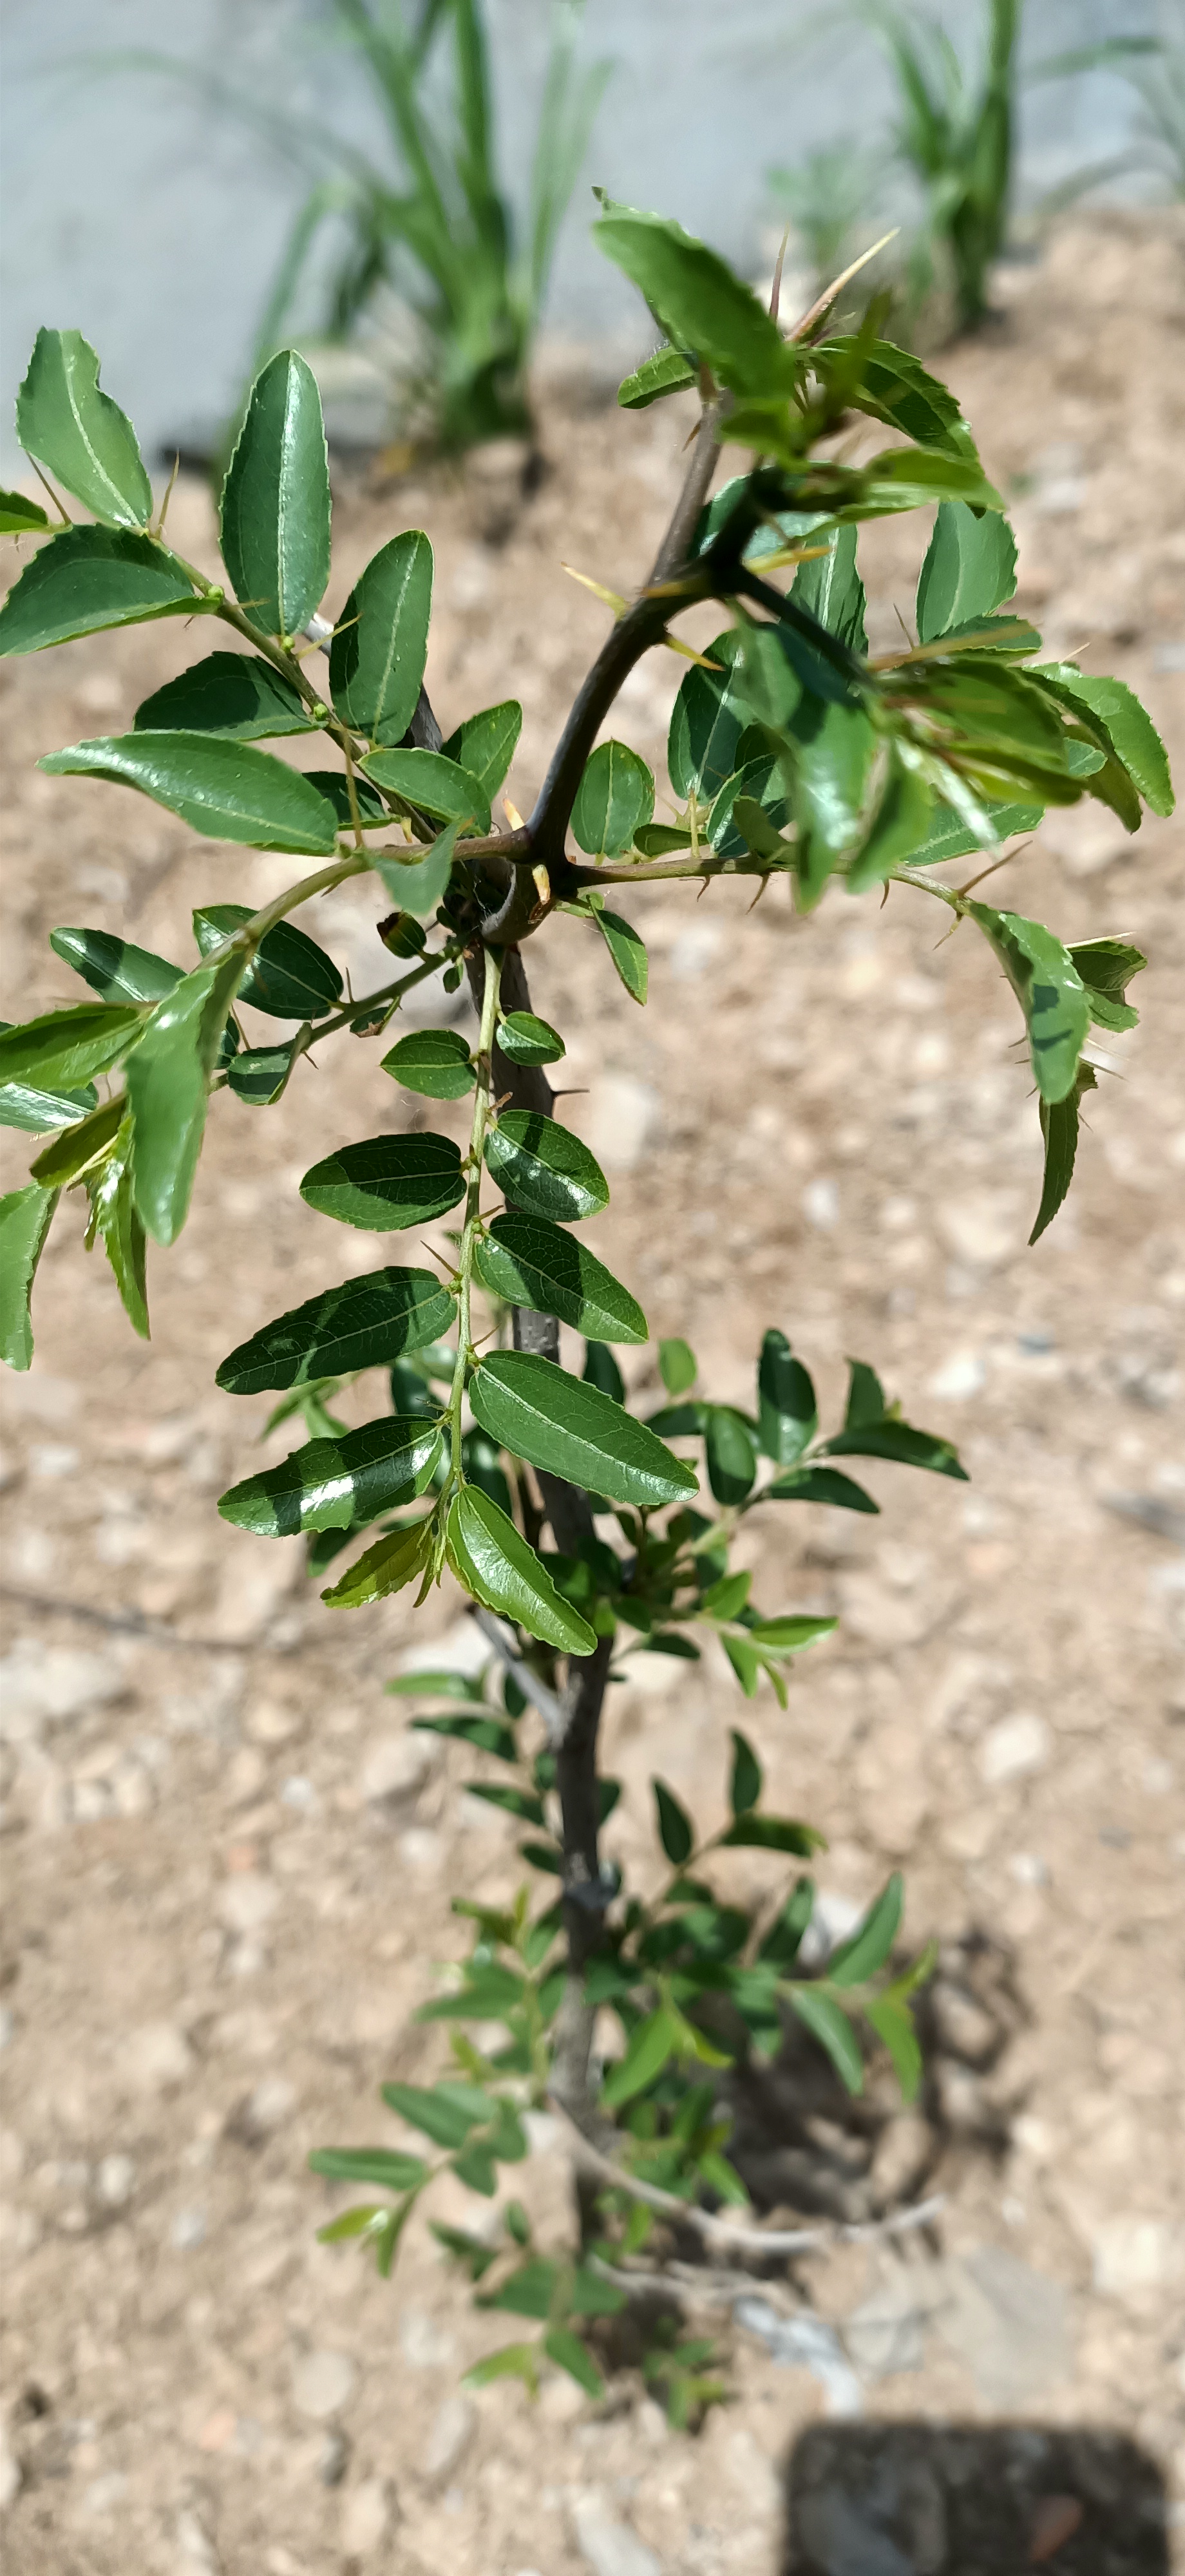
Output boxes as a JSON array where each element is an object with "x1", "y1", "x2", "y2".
[
  {"x1": 42, "y1": 730, "x2": 339, "y2": 855},
  {"x1": 668, "y1": 632, "x2": 747, "y2": 801},
  {"x1": 412, "y1": 1713, "x2": 518, "y2": 1761},
  {"x1": 723, "y1": 1635, "x2": 762, "y2": 1698},
  {"x1": 701, "y1": 1571, "x2": 752, "y2": 1621},
  {"x1": 135, "y1": 652, "x2": 316, "y2": 740},
  {"x1": 822, "y1": 1421, "x2": 966, "y2": 1480},
  {"x1": 0, "y1": 1183, "x2": 58, "y2": 1371},
  {"x1": 193, "y1": 904, "x2": 343, "y2": 1020},
  {"x1": 49, "y1": 925, "x2": 181, "y2": 1007},
  {"x1": 463, "y1": 1783, "x2": 546, "y2": 1827},
  {"x1": 594, "y1": 199, "x2": 798, "y2": 399},
  {"x1": 469, "y1": 1352, "x2": 697, "y2": 1509},
  {"x1": 375, "y1": 820, "x2": 462, "y2": 921},
  {"x1": 464, "y1": 2342, "x2": 540, "y2": 2393},
  {"x1": 225, "y1": 1042, "x2": 296, "y2": 1106},
  {"x1": 497, "y1": 1012, "x2": 565, "y2": 1068},
  {"x1": 85, "y1": 1117, "x2": 148, "y2": 1338},
  {"x1": 29, "y1": 1091, "x2": 125, "y2": 1186},
  {"x1": 1030, "y1": 1059, "x2": 1097, "y2": 1247},
  {"x1": 127, "y1": 952, "x2": 247, "y2": 1245},
  {"x1": 16, "y1": 328, "x2": 151, "y2": 528},
  {"x1": 719, "y1": 1816, "x2": 824, "y2": 1855},
  {"x1": 329, "y1": 530, "x2": 433, "y2": 747},
  {"x1": 916, "y1": 500, "x2": 1018, "y2": 641},
  {"x1": 790, "y1": 524, "x2": 867, "y2": 655},
  {"x1": 729, "y1": 1729, "x2": 763, "y2": 1818},
  {"x1": 708, "y1": 755, "x2": 793, "y2": 860},
  {"x1": 634, "y1": 824, "x2": 692, "y2": 857},
  {"x1": 846, "y1": 750, "x2": 938, "y2": 894},
  {"x1": 659, "y1": 1338, "x2": 697, "y2": 1397},
  {"x1": 442, "y1": 699, "x2": 522, "y2": 806},
  {"x1": 308, "y1": 2146, "x2": 427, "y2": 2192},
  {"x1": 1067, "y1": 938, "x2": 1146, "y2": 1036},
  {"x1": 817, "y1": 336, "x2": 976, "y2": 466},
  {"x1": 757, "y1": 1329, "x2": 817, "y2": 1463},
  {"x1": 218, "y1": 1269, "x2": 455, "y2": 1394},
  {"x1": 758, "y1": 1876, "x2": 815, "y2": 1968},
  {"x1": 0, "y1": 1003, "x2": 146, "y2": 1094},
  {"x1": 789, "y1": 1988, "x2": 864, "y2": 2094},
  {"x1": 864, "y1": 1995, "x2": 922, "y2": 2103},
  {"x1": 0, "y1": 1056, "x2": 98, "y2": 1135},
  {"x1": 0, "y1": 527, "x2": 203, "y2": 656},
  {"x1": 967, "y1": 903, "x2": 1090, "y2": 1105},
  {"x1": 381, "y1": 2079, "x2": 490, "y2": 2150},
  {"x1": 601, "y1": 2005, "x2": 682, "y2": 2108},
  {"x1": 445, "y1": 1487, "x2": 596, "y2": 1656},
  {"x1": 591, "y1": 905, "x2": 648, "y2": 1005},
  {"x1": 583, "y1": 1340, "x2": 625, "y2": 1403},
  {"x1": 572, "y1": 741, "x2": 655, "y2": 856},
  {"x1": 362, "y1": 745, "x2": 490, "y2": 834},
  {"x1": 482, "y1": 2256, "x2": 560, "y2": 2320},
  {"x1": 653, "y1": 1779, "x2": 694, "y2": 1864},
  {"x1": 705, "y1": 1408, "x2": 756, "y2": 1506},
  {"x1": 0, "y1": 488, "x2": 50, "y2": 533},
  {"x1": 1030, "y1": 667, "x2": 1173, "y2": 818},
  {"x1": 219, "y1": 349, "x2": 330, "y2": 639},
  {"x1": 300, "y1": 1133, "x2": 464, "y2": 1231},
  {"x1": 845, "y1": 1360, "x2": 885, "y2": 1428},
  {"x1": 766, "y1": 1465, "x2": 878, "y2": 1512},
  {"x1": 321, "y1": 1513, "x2": 434, "y2": 1608},
  {"x1": 382, "y1": 1028, "x2": 474, "y2": 1100},
  {"x1": 219, "y1": 1416, "x2": 442, "y2": 1537},
  {"x1": 484, "y1": 1112, "x2": 609, "y2": 1224},
  {"x1": 618, "y1": 345, "x2": 696, "y2": 408},
  {"x1": 315, "y1": 2204, "x2": 391, "y2": 2244},
  {"x1": 473, "y1": 1215, "x2": 647, "y2": 1345},
  {"x1": 789, "y1": 701, "x2": 879, "y2": 908},
  {"x1": 303, "y1": 770, "x2": 390, "y2": 831},
  {"x1": 544, "y1": 2327, "x2": 603, "y2": 2396},
  {"x1": 827, "y1": 1875, "x2": 903, "y2": 1987}
]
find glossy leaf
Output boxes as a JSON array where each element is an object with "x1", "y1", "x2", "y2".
[
  {"x1": 329, "y1": 530, "x2": 433, "y2": 746},
  {"x1": 484, "y1": 1111, "x2": 609, "y2": 1224},
  {"x1": 846, "y1": 750, "x2": 937, "y2": 893},
  {"x1": 0, "y1": 488, "x2": 49, "y2": 533},
  {"x1": 308, "y1": 2146, "x2": 427, "y2": 2192},
  {"x1": 827, "y1": 1875, "x2": 903, "y2": 1987},
  {"x1": 303, "y1": 770, "x2": 390, "y2": 832},
  {"x1": 790, "y1": 524, "x2": 867, "y2": 654},
  {"x1": 1030, "y1": 1059, "x2": 1097, "y2": 1246},
  {"x1": 653, "y1": 1779, "x2": 694, "y2": 1864},
  {"x1": 50, "y1": 925, "x2": 181, "y2": 1007},
  {"x1": 818, "y1": 336, "x2": 975, "y2": 466},
  {"x1": 601, "y1": 2005, "x2": 681, "y2": 2108},
  {"x1": 659, "y1": 1338, "x2": 696, "y2": 1397},
  {"x1": 321, "y1": 1513, "x2": 434, "y2": 1607},
  {"x1": 225, "y1": 1042, "x2": 296, "y2": 1105},
  {"x1": 705, "y1": 1407, "x2": 756, "y2": 1505},
  {"x1": 789, "y1": 702, "x2": 878, "y2": 907},
  {"x1": 382, "y1": 1027, "x2": 474, "y2": 1100},
  {"x1": 444, "y1": 1487, "x2": 596, "y2": 1656},
  {"x1": 496, "y1": 1012, "x2": 565, "y2": 1067},
  {"x1": 193, "y1": 903, "x2": 343, "y2": 1020},
  {"x1": 729, "y1": 1730, "x2": 762, "y2": 1818},
  {"x1": 0, "y1": 1003, "x2": 145, "y2": 1094},
  {"x1": 766, "y1": 1465, "x2": 878, "y2": 1512},
  {"x1": 708, "y1": 755, "x2": 793, "y2": 860},
  {"x1": 591, "y1": 904, "x2": 648, "y2": 1005},
  {"x1": 30, "y1": 1091, "x2": 124, "y2": 1186},
  {"x1": 86, "y1": 1117, "x2": 148, "y2": 1338},
  {"x1": 618, "y1": 345, "x2": 696, "y2": 408},
  {"x1": 300, "y1": 1133, "x2": 464, "y2": 1231},
  {"x1": 0, "y1": 527, "x2": 203, "y2": 656},
  {"x1": 668, "y1": 632, "x2": 747, "y2": 801},
  {"x1": 441, "y1": 699, "x2": 522, "y2": 805},
  {"x1": 845, "y1": 1360, "x2": 886, "y2": 1428},
  {"x1": 41, "y1": 731, "x2": 339, "y2": 855},
  {"x1": 469, "y1": 1352, "x2": 697, "y2": 1508},
  {"x1": 362, "y1": 744, "x2": 490, "y2": 833},
  {"x1": 0, "y1": 1064, "x2": 98, "y2": 1134},
  {"x1": 16, "y1": 328, "x2": 151, "y2": 527},
  {"x1": 1068, "y1": 938, "x2": 1146, "y2": 1036},
  {"x1": 219, "y1": 1416, "x2": 442, "y2": 1537},
  {"x1": 583, "y1": 1340, "x2": 625, "y2": 1404},
  {"x1": 473, "y1": 1215, "x2": 647, "y2": 1344},
  {"x1": 1030, "y1": 667, "x2": 1173, "y2": 817},
  {"x1": 126, "y1": 952, "x2": 246, "y2": 1245},
  {"x1": 572, "y1": 740, "x2": 655, "y2": 855},
  {"x1": 789, "y1": 1988, "x2": 864, "y2": 2094},
  {"x1": 135, "y1": 651, "x2": 316, "y2": 740},
  {"x1": 594, "y1": 199, "x2": 797, "y2": 398},
  {"x1": 822, "y1": 1423, "x2": 967, "y2": 1479},
  {"x1": 916, "y1": 500, "x2": 1018, "y2": 641},
  {"x1": 757, "y1": 1330, "x2": 817, "y2": 1463},
  {"x1": 375, "y1": 819, "x2": 462, "y2": 922},
  {"x1": 0, "y1": 1182, "x2": 58, "y2": 1370},
  {"x1": 219, "y1": 349, "x2": 331, "y2": 639},
  {"x1": 216, "y1": 1267, "x2": 456, "y2": 1392},
  {"x1": 967, "y1": 903, "x2": 1090, "y2": 1104}
]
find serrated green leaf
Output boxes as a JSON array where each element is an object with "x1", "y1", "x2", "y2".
[
  {"x1": 496, "y1": 1012, "x2": 565, "y2": 1068},
  {"x1": 659, "y1": 1338, "x2": 696, "y2": 1396},
  {"x1": 572, "y1": 741, "x2": 654, "y2": 856},
  {"x1": 595, "y1": 199, "x2": 798, "y2": 399},
  {"x1": 193, "y1": 904, "x2": 343, "y2": 1019},
  {"x1": 967, "y1": 903, "x2": 1090, "y2": 1105},
  {"x1": 618, "y1": 344, "x2": 696, "y2": 408},
  {"x1": 473, "y1": 1215, "x2": 646, "y2": 1345},
  {"x1": 1030, "y1": 1058, "x2": 1097, "y2": 1246},
  {"x1": 484, "y1": 1111, "x2": 609, "y2": 1224},
  {"x1": 300, "y1": 1133, "x2": 464, "y2": 1231},
  {"x1": 765, "y1": 1465, "x2": 879, "y2": 1512},
  {"x1": 790, "y1": 1987, "x2": 864, "y2": 2093},
  {"x1": 445, "y1": 1488, "x2": 596, "y2": 1656},
  {"x1": 308, "y1": 2146, "x2": 427, "y2": 2192},
  {"x1": 50, "y1": 925, "x2": 181, "y2": 1007},
  {"x1": 1030, "y1": 666, "x2": 1173, "y2": 817},
  {"x1": 729, "y1": 1729, "x2": 762, "y2": 1818},
  {"x1": 668, "y1": 630, "x2": 746, "y2": 801},
  {"x1": 827, "y1": 1875, "x2": 904, "y2": 1987},
  {"x1": 1067, "y1": 938, "x2": 1145, "y2": 1035},
  {"x1": 0, "y1": 1049, "x2": 98, "y2": 1134},
  {"x1": 29, "y1": 1090, "x2": 124, "y2": 1186},
  {"x1": 818, "y1": 336, "x2": 976, "y2": 467},
  {"x1": 16, "y1": 329, "x2": 151, "y2": 528},
  {"x1": 0, "y1": 527, "x2": 204, "y2": 657},
  {"x1": 442, "y1": 699, "x2": 522, "y2": 806},
  {"x1": 0, "y1": 488, "x2": 50, "y2": 533},
  {"x1": 0, "y1": 1182, "x2": 58, "y2": 1371},
  {"x1": 708, "y1": 752, "x2": 793, "y2": 860},
  {"x1": 382, "y1": 1028, "x2": 474, "y2": 1100},
  {"x1": 362, "y1": 744, "x2": 490, "y2": 834},
  {"x1": 41, "y1": 732, "x2": 339, "y2": 855},
  {"x1": 220, "y1": 1415, "x2": 442, "y2": 1537},
  {"x1": 602, "y1": 2004, "x2": 682, "y2": 2108},
  {"x1": 790, "y1": 523, "x2": 867, "y2": 654},
  {"x1": 218, "y1": 1267, "x2": 453, "y2": 1394},
  {"x1": 329, "y1": 529, "x2": 433, "y2": 746},
  {"x1": 846, "y1": 751, "x2": 938, "y2": 893},
  {"x1": 916, "y1": 500, "x2": 1018, "y2": 642},
  {"x1": 134, "y1": 651, "x2": 316, "y2": 740},
  {"x1": 219, "y1": 349, "x2": 330, "y2": 639},
  {"x1": 591, "y1": 904, "x2": 648, "y2": 1005},
  {"x1": 0, "y1": 1005, "x2": 147, "y2": 1101},
  {"x1": 321, "y1": 1513, "x2": 435, "y2": 1607},
  {"x1": 469, "y1": 1352, "x2": 696, "y2": 1509},
  {"x1": 85, "y1": 1116, "x2": 148, "y2": 1338},
  {"x1": 126, "y1": 951, "x2": 247, "y2": 1245}
]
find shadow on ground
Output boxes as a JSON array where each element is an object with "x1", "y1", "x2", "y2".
[{"x1": 783, "y1": 2423, "x2": 1170, "y2": 2573}]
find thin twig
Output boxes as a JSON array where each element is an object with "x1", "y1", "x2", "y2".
[
  {"x1": 0, "y1": 1584, "x2": 254, "y2": 1655},
  {"x1": 468, "y1": 1605, "x2": 565, "y2": 1739}
]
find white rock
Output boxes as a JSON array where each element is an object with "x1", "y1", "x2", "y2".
[
  {"x1": 171, "y1": 2207, "x2": 207, "y2": 2251},
  {"x1": 291, "y1": 2347, "x2": 357, "y2": 2421},
  {"x1": 802, "y1": 1175, "x2": 840, "y2": 1230},
  {"x1": 238, "y1": 2076, "x2": 296, "y2": 2139},
  {"x1": 397, "y1": 2305, "x2": 456, "y2": 2368},
  {"x1": 1092, "y1": 2217, "x2": 1177, "y2": 2301},
  {"x1": 398, "y1": 1618, "x2": 490, "y2": 1681},
  {"x1": 927, "y1": 1350, "x2": 986, "y2": 1403},
  {"x1": 96, "y1": 2153, "x2": 136, "y2": 2208},
  {"x1": 577, "y1": 1074, "x2": 659, "y2": 1173},
  {"x1": 938, "y1": 1191, "x2": 1022, "y2": 1270},
  {"x1": 217, "y1": 1872, "x2": 280, "y2": 1935},
  {"x1": 423, "y1": 2391, "x2": 475, "y2": 2481},
  {"x1": 569, "y1": 2492, "x2": 662, "y2": 2576},
  {"x1": 340, "y1": 2476, "x2": 395, "y2": 2555},
  {"x1": 979, "y1": 1711, "x2": 1052, "y2": 1786},
  {"x1": 359, "y1": 1732, "x2": 436, "y2": 1808},
  {"x1": 119, "y1": 2022, "x2": 195, "y2": 2094}
]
